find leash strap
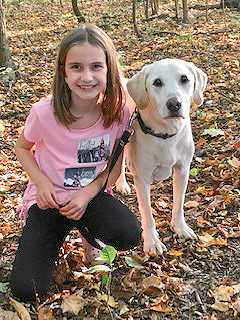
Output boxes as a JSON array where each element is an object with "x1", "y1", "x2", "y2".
[{"x1": 79, "y1": 111, "x2": 137, "y2": 250}]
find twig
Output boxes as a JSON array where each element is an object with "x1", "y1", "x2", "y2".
[
  {"x1": 194, "y1": 289, "x2": 207, "y2": 314},
  {"x1": 106, "y1": 270, "x2": 114, "y2": 320},
  {"x1": 215, "y1": 89, "x2": 240, "y2": 104},
  {"x1": 152, "y1": 29, "x2": 235, "y2": 36}
]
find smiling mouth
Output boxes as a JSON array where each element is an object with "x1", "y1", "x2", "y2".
[{"x1": 78, "y1": 84, "x2": 97, "y2": 89}]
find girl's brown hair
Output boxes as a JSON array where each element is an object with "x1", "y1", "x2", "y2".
[{"x1": 52, "y1": 24, "x2": 125, "y2": 128}]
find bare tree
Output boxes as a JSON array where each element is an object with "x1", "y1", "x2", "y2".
[
  {"x1": 72, "y1": 0, "x2": 85, "y2": 23},
  {"x1": 132, "y1": 0, "x2": 144, "y2": 39},
  {"x1": 182, "y1": 0, "x2": 189, "y2": 22},
  {"x1": 0, "y1": 0, "x2": 15, "y2": 71}
]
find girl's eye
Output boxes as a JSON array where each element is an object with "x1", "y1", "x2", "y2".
[
  {"x1": 71, "y1": 64, "x2": 81, "y2": 70},
  {"x1": 93, "y1": 64, "x2": 102, "y2": 69}
]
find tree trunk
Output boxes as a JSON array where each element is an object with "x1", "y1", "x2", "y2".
[
  {"x1": 72, "y1": 0, "x2": 85, "y2": 23},
  {"x1": 182, "y1": 0, "x2": 189, "y2": 22},
  {"x1": 175, "y1": 0, "x2": 179, "y2": 19},
  {"x1": 0, "y1": 0, "x2": 15, "y2": 69},
  {"x1": 133, "y1": 0, "x2": 144, "y2": 39}
]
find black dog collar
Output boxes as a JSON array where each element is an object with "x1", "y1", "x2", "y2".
[{"x1": 137, "y1": 112, "x2": 177, "y2": 139}]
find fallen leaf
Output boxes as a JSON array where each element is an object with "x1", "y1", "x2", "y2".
[
  {"x1": 232, "y1": 297, "x2": 240, "y2": 312},
  {"x1": 61, "y1": 290, "x2": 85, "y2": 315},
  {"x1": 198, "y1": 233, "x2": 228, "y2": 247},
  {"x1": 96, "y1": 292, "x2": 118, "y2": 308},
  {"x1": 0, "y1": 307, "x2": 20, "y2": 320},
  {"x1": 119, "y1": 304, "x2": 129, "y2": 315},
  {"x1": 212, "y1": 285, "x2": 233, "y2": 302},
  {"x1": 185, "y1": 200, "x2": 199, "y2": 208},
  {"x1": 228, "y1": 156, "x2": 240, "y2": 168},
  {"x1": 9, "y1": 297, "x2": 31, "y2": 320},
  {"x1": 168, "y1": 250, "x2": 183, "y2": 256},
  {"x1": 38, "y1": 305, "x2": 53, "y2": 320},
  {"x1": 211, "y1": 299, "x2": 229, "y2": 312}
]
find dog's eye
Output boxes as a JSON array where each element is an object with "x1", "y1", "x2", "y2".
[
  {"x1": 153, "y1": 79, "x2": 163, "y2": 87},
  {"x1": 181, "y1": 75, "x2": 189, "y2": 84}
]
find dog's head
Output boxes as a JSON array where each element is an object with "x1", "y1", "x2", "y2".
[{"x1": 126, "y1": 59, "x2": 207, "y2": 120}]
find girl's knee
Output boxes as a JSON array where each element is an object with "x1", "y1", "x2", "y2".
[
  {"x1": 109, "y1": 221, "x2": 142, "y2": 251},
  {"x1": 10, "y1": 275, "x2": 47, "y2": 303}
]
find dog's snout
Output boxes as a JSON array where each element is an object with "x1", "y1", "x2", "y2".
[{"x1": 167, "y1": 97, "x2": 182, "y2": 113}]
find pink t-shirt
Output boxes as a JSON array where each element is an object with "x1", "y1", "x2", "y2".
[{"x1": 19, "y1": 98, "x2": 130, "y2": 221}]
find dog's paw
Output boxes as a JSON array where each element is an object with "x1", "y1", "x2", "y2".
[
  {"x1": 170, "y1": 219, "x2": 197, "y2": 240},
  {"x1": 115, "y1": 177, "x2": 131, "y2": 194},
  {"x1": 143, "y1": 229, "x2": 167, "y2": 255}
]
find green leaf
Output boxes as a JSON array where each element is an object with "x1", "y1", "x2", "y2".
[
  {"x1": 201, "y1": 128, "x2": 224, "y2": 137},
  {"x1": 101, "y1": 274, "x2": 109, "y2": 287},
  {"x1": 0, "y1": 282, "x2": 9, "y2": 293},
  {"x1": 88, "y1": 265, "x2": 111, "y2": 274},
  {"x1": 190, "y1": 168, "x2": 198, "y2": 176},
  {"x1": 124, "y1": 256, "x2": 144, "y2": 268},
  {"x1": 100, "y1": 246, "x2": 117, "y2": 265}
]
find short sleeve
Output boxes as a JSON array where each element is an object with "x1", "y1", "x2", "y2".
[
  {"x1": 24, "y1": 107, "x2": 43, "y2": 143},
  {"x1": 116, "y1": 104, "x2": 130, "y2": 139}
]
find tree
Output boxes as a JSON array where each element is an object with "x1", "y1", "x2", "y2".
[
  {"x1": 72, "y1": 0, "x2": 85, "y2": 23},
  {"x1": 0, "y1": 0, "x2": 15, "y2": 71}
]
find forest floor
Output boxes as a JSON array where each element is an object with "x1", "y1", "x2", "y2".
[{"x1": 0, "y1": 0, "x2": 239, "y2": 319}]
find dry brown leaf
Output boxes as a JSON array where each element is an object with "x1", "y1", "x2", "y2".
[
  {"x1": 61, "y1": 290, "x2": 85, "y2": 316},
  {"x1": 232, "y1": 297, "x2": 240, "y2": 312},
  {"x1": 228, "y1": 156, "x2": 240, "y2": 168},
  {"x1": 38, "y1": 306, "x2": 53, "y2": 320},
  {"x1": 212, "y1": 285, "x2": 233, "y2": 302},
  {"x1": 0, "y1": 150, "x2": 8, "y2": 161},
  {"x1": 198, "y1": 233, "x2": 228, "y2": 247},
  {"x1": 9, "y1": 297, "x2": 31, "y2": 320},
  {"x1": 141, "y1": 275, "x2": 164, "y2": 289},
  {"x1": 168, "y1": 250, "x2": 183, "y2": 256},
  {"x1": 185, "y1": 200, "x2": 199, "y2": 208},
  {"x1": 197, "y1": 216, "x2": 212, "y2": 227},
  {"x1": 96, "y1": 292, "x2": 118, "y2": 308},
  {"x1": 211, "y1": 300, "x2": 229, "y2": 312},
  {"x1": 0, "y1": 307, "x2": 20, "y2": 320}
]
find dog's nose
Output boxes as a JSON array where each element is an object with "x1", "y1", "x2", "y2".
[{"x1": 167, "y1": 97, "x2": 182, "y2": 113}]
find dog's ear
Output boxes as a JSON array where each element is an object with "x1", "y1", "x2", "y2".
[
  {"x1": 126, "y1": 66, "x2": 149, "y2": 109},
  {"x1": 186, "y1": 62, "x2": 208, "y2": 106}
]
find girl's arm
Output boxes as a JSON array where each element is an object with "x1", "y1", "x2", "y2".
[
  {"x1": 59, "y1": 138, "x2": 123, "y2": 220},
  {"x1": 15, "y1": 130, "x2": 59, "y2": 209}
]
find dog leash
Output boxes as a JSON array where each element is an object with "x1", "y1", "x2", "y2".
[{"x1": 79, "y1": 111, "x2": 137, "y2": 249}]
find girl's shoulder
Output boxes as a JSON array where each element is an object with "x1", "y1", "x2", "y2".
[{"x1": 31, "y1": 96, "x2": 54, "y2": 118}]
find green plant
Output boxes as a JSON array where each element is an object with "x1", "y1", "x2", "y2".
[{"x1": 88, "y1": 245, "x2": 117, "y2": 319}]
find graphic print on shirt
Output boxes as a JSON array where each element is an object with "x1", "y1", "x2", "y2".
[
  {"x1": 77, "y1": 134, "x2": 110, "y2": 163},
  {"x1": 64, "y1": 134, "x2": 110, "y2": 188},
  {"x1": 64, "y1": 167, "x2": 96, "y2": 188}
]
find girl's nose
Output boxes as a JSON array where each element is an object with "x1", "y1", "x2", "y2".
[{"x1": 82, "y1": 68, "x2": 93, "y2": 82}]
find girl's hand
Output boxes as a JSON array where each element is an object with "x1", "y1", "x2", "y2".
[
  {"x1": 59, "y1": 189, "x2": 91, "y2": 220},
  {"x1": 36, "y1": 178, "x2": 59, "y2": 210}
]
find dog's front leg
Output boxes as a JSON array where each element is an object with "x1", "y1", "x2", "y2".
[
  {"x1": 134, "y1": 177, "x2": 167, "y2": 255},
  {"x1": 170, "y1": 166, "x2": 197, "y2": 239}
]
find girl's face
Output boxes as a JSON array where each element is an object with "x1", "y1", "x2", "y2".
[{"x1": 64, "y1": 42, "x2": 108, "y2": 106}]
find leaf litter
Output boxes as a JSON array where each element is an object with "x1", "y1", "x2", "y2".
[{"x1": 0, "y1": 0, "x2": 239, "y2": 319}]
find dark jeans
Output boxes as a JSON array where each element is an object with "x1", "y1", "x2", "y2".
[{"x1": 10, "y1": 203, "x2": 141, "y2": 302}]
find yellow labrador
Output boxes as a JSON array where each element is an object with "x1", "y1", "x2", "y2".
[{"x1": 117, "y1": 59, "x2": 208, "y2": 255}]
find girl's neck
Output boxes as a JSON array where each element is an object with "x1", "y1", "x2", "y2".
[{"x1": 68, "y1": 100, "x2": 102, "y2": 130}]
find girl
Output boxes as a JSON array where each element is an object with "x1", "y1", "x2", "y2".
[{"x1": 10, "y1": 24, "x2": 141, "y2": 303}]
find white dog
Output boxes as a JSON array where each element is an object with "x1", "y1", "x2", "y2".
[{"x1": 117, "y1": 59, "x2": 208, "y2": 255}]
